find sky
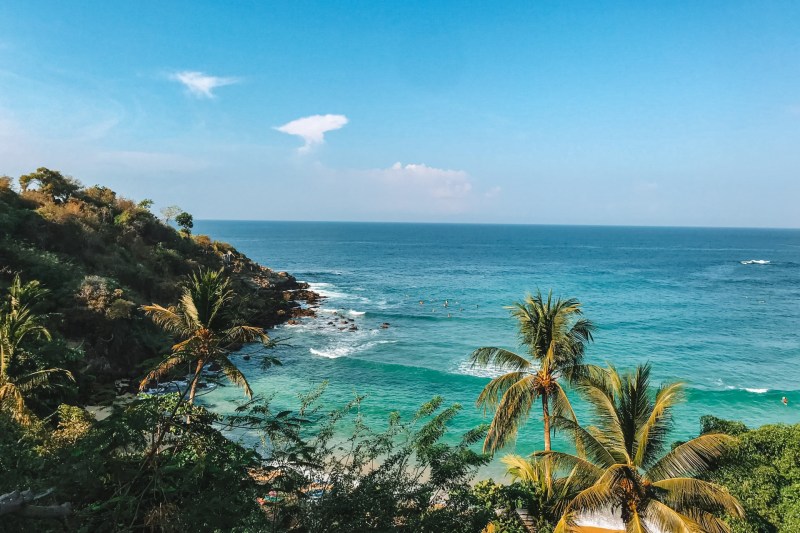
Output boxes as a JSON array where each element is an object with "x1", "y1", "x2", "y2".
[{"x1": 1, "y1": 1, "x2": 799, "y2": 227}]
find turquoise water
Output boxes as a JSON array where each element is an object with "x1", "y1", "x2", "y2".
[{"x1": 194, "y1": 221, "x2": 800, "y2": 477}]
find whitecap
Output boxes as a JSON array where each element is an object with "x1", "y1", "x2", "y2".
[
  {"x1": 348, "y1": 310, "x2": 366, "y2": 316},
  {"x1": 310, "y1": 347, "x2": 353, "y2": 359},
  {"x1": 740, "y1": 259, "x2": 770, "y2": 265},
  {"x1": 306, "y1": 282, "x2": 348, "y2": 299},
  {"x1": 454, "y1": 361, "x2": 509, "y2": 379},
  {"x1": 743, "y1": 387, "x2": 768, "y2": 394}
]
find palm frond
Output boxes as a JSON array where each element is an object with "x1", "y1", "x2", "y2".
[
  {"x1": 218, "y1": 356, "x2": 253, "y2": 399},
  {"x1": 476, "y1": 371, "x2": 529, "y2": 411},
  {"x1": 680, "y1": 508, "x2": 735, "y2": 533},
  {"x1": 550, "y1": 415, "x2": 617, "y2": 468},
  {"x1": 139, "y1": 353, "x2": 192, "y2": 390},
  {"x1": 550, "y1": 382, "x2": 578, "y2": 423},
  {"x1": 0, "y1": 381, "x2": 32, "y2": 425},
  {"x1": 223, "y1": 324, "x2": 269, "y2": 346},
  {"x1": 16, "y1": 368, "x2": 74, "y2": 392},
  {"x1": 646, "y1": 433, "x2": 736, "y2": 481},
  {"x1": 642, "y1": 500, "x2": 698, "y2": 533},
  {"x1": 634, "y1": 381, "x2": 683, "y2": 468},
  {"x1": 625, "y1": 510, "x2": 651, "y2": 533},
  {"x1": 469, "y1": 347, "x2": 532, "y2": 371},
  {"x1": 483, "y1": 374, "x2": 538, "y2": 453},
  {"x1": 502, "y1": 454, "x2": 548, "y2": 484},
  {"x1": 563, "y1": 477, "x2": 617, "y2": 517},
  {"x1": 652, "y1": 477, "x2": 743, "y2": 518},
  {"x1": 141, "y1": 304, "x2": 189, "y2": 337},
  {"x1": 532, "y1": 450, "x2": 604, "y2": 489}
]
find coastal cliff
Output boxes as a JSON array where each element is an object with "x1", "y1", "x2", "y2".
[{"x1": 0, "y1": 168, "x2": 316, "y2": 396}]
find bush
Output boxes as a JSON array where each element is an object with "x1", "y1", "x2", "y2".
[{"x1": 702, "y1": 418, "x2": 800, "y2": 532}]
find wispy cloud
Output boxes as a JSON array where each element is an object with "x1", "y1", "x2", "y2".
[
  {"x1": 378, "y1": 162, "x2": 473, "y2": 200},
  {"x1": 275, "y1": 114, "x2": 348, "y2": 153},
  {"x1": 170, "y1": 71, "x2": 239, "y2": 98}
]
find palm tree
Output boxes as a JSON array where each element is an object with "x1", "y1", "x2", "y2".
[
  {"x1": 542, "y1": 364, "x2": 744, "y2": 533},
  {"x1": 469, "y1": 290, "x2": 595, "y2": 453},
  {"x1": 0, "y1": 274, "x2": 73, "y2": 425},
  {"x1": 140, "y1": 268, "x2": 270, "y2": 407}
]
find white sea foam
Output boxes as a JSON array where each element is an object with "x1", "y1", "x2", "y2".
[
  {"x1": 310, "y1": 347, "x2": 352, "y2": 359},
  {"x1": 348, "y1": 310, "x2": 366, "y2": 316},
  {"x1": 454, "y1": 361, "x2": 509, "y2": 379},
  {"x1": 307, "y1": 282, "x2": 348, "y2": 299},
  {"x1": 309, "y1": 338, "x2": 394, "y2": 360},
  {"x1": 743, "y1": 387, "x2": 768, "y2": 394},
  {"x1": 740, "y1": 259, "x2": 770, "y2": 265}
]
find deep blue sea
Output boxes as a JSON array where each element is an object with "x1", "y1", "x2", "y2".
[{"x1": 193, "y1": 221, "x2": 800, "y2": 478}]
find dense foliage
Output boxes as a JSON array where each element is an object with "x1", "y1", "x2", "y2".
[
  {"x1": 701, "y1": 416, "x2": 800, "y2": 533},
  {"x1": 0, "y1": 389, "x2": 495, "y2": 531},
  {"x1": 1, "y1": 168, "x2": 304, "y2": 401},
  {"x1": 1, "y1": 168, "x2": 790, "y2": 532}
]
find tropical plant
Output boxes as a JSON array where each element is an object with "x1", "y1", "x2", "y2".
[
  {"x1": 140, "y1": 268, "x2": 272, "y2": 406},
  {"x1": 542, "y1": 364, "x2": 744, "y2": 533},
  {"x1": 700, "y1": 416, "x2": 800, "y2": 533},
  {"x1": 469, "y1": 290, "x2": 595, "y2": 453},
  {"x1": 0, "y1": 274, "x2": 73, "y2": 424},
  {"x1": 175, "y1": 211, "x2": 193, "y2": 236}
]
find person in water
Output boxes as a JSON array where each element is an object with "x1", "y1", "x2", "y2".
[{"x1": 782, "y1": 396, "x2": 789, "y2": 406}]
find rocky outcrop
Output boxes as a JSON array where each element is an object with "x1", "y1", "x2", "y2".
[{"x1": 225, "y1": 251, "x2": 320, "y2": 329}]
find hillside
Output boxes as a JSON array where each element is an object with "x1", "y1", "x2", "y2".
[{"x1": 0, "y1": 168, "x2": 314, "y2": 401}]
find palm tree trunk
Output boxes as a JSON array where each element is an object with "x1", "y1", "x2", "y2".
[
  {"x1": 188, "y1": 359, "x2": 204, "y2": 405},
  {"x1": 186, "y1": 359, "x2": 205, "y2": 424},
  {"x1": 542, "y1": 392, "x2": 553, "y2": 491},
  {"x1": 542, "y1": 392, "x2": 551, "y2": 451}
]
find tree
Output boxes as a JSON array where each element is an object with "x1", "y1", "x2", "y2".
[
  {"x1": 160, "y1": 205, "x2": 182, "y2": 224},
  {"x1": 140, "y1": 268, "x2": 271, "y2": 407},
  {"x1": 543, "y1": 364, "x2": 744, "y2": 533},
  {"x1": 18, "y1": 168, "x2": 80, "y2": 204},
  {"x1": 175, "y1": 212, "x2": 193, "y2": 235},
  {"x1": 0, "y1": 275, "x2": 74, "y2": 425},
  {"x1": 701, "y1": 417, "x2": 800, "y2": 532},
  {"x1": 469, "y1": 290, "x2": 595, "y2": 453},
  {"x1": 137, "y1": 198, "x2": 154, "y2": 210}
]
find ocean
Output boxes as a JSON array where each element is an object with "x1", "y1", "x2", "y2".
[{"x1": 193, "y1": 221, "x2": 800, "y2": 478}]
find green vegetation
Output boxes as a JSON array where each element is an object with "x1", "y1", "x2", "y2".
[
  {"x1": 1, "y1": 169, "x2": 794, "y2": 532},
  {"x1": 141, "y1": 268, "x2": 272, "y2": 407},
  {"x1": 540, "y1": 364, "x2": 743, "y2": 532},
  {"x1": 0, "y1": 274, "x2": 73, "y2": 425},
  {"x1": 0, "y1": 167, "x2": 306, "y2": 399},
  {"x1": 700, "y1": 416, "x2": 800, "y2": 532},
  {"x1": 175, "y1": 211, "x2": 193, "y2": 236},
  {"x1": 469, "y1": 291, "x2": 595, "y2": 453}
]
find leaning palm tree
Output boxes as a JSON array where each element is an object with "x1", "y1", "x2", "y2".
[
  {"x1": 470, "y1": 290, "x2": 595, "y2": 453},
  {"x1": 140, "y1": 268, "x2": 270, "y2": 406},
  {"x1": 542, "y1": 364, "x2": 744, "y2": 533},
  {"x1": 0, "y1": 274, "x2": 73, "y2": 425}
]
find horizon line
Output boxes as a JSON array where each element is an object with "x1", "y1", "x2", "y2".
[{"x1": 193, "y1": 219, "x2": 800, "y2": 231}]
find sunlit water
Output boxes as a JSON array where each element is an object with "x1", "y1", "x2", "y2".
[{"x1": 193, "y1": 221, "x2": 800, "y2": 479}]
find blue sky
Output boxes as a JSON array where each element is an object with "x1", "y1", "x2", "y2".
[{"x1": 1, "y1": 1, "x2": 799, "y2": 227}]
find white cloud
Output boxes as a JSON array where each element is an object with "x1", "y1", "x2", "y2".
[
  {"x1": 170, "y1": 71, "x2": 239, "y2": 98},
  {"x1": 378, "y1": 162, "x2": 473, "y2": 199},
  {"x1": 275, "y1": 114, "x2": 348, "y2": 153}
]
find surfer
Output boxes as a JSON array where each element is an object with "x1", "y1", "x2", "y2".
[{"x1": 782, "y1": 396, "x2": 789, "y2": 406}]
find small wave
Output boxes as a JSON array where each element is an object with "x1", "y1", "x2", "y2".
[
  {"x1": 348, "y1": 310, "x2": 366, "y2": 316},
  {"x1": 310, "y1": 347, "x2": 352, "y2": 359},
  {"x1": 743, "y1": 387, "x2": 768, "y2": 394},
  {"x1": 306, "y1": 282, "x2": 348, "y2": 299},
  {"x1": 740, "y1": 259, "x2": 770, "y2": 265},
  {"x1": 454, "y1": 361, "x2": 510, "y2": 379}
]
